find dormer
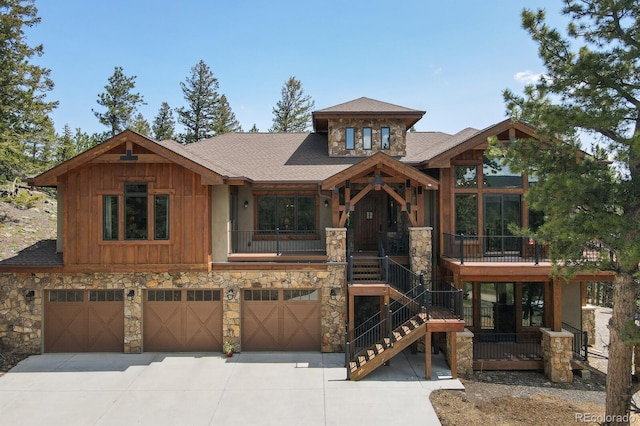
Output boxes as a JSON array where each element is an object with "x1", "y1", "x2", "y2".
[{"x1": 312, "y1": 97, "x2": 425, "y2": 157}]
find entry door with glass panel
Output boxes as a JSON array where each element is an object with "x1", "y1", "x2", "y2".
[{"x1": 483, "y1": 194, "x2": 521, "y2": 256}]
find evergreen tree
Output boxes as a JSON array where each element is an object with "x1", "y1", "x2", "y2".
[
  {"x1": 74, "y1": 128, "x2": 102, "y2": 152},
  {"x1": 249, "y1": 124, "x2": 259, "y2": 132},
  {"x1": 500, "y1": 2, "x2": 640, "y2": 420},
  {"x1": 270, "y1": 76, "x2": 314, "y2": 132},
  {"x1": 213, "y1": 94, "x2": 242, "y2": 135},
  {"x1": 93, "y1": 66, "x2": 145, "y2": 137},
  {"x1": 176, "y1": 60, "x2": 219, "y2": 144},
  {"x1": 130, "y1": 112, "x2": 150, "y2": 136},
  {"x1": 0, "y1": 0, "x2": 57, "y2": 181},
  {"x1": 152, "y1": 101, "x2": 175, "y2": 140},
  {"x1": 55, "y1": 124, "x2": 75, "y2": 164}
]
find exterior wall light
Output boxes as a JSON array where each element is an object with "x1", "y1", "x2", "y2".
[
  {"x1": 324, "y1": 199, "x2": 329, "y2": 208},
  {"x1": 24, "y1": 290, "x2": 35, "y2": 303},
  {"x1": 127, "y1": 289, "x2": 135, "y2": 301},
  {"x1": 330, "y1": 288, "x2": 337, "y2": 300},
  {"x1": 227, "y1": 289, "x2": 235, "y2": 300},
  {"x1": 244, "y1": 200, "x2": 249, "y2": 208}
]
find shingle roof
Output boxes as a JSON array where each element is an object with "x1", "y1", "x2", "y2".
[
  {"x1": 313, "y1": 97, "x2": 425, "y2": 114},
  {"x1": 404, "y1": 128, "x2": 481, "y2": 163}
]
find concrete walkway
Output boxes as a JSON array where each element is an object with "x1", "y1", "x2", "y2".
[{"x1": 0, "y1": 349, "x2": 462, "y2": 426}]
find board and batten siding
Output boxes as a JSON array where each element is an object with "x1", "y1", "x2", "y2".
[{"x1": 61, "y1": 162, "x2": 210, "y2": 266}]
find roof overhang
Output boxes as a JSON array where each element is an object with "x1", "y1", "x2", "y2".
[
  {"x1": 29, "y1": 130, "x2": 226, "y2": 187},
  {"x1": 312, "y1": 111, "x2": 424, "y2": 132},
  {"x1": 321, "y1": 152, "x2": 439, "y2": 190}
]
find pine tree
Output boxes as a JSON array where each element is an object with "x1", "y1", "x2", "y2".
[
  {"x1": 93, "y1": 66, "x2": 145, "y2": 137},
  {"x1": 213, "y1": 94, "x2": 242, "y2": 135},
  {"x1": 74, "y1": 128, "x2": 102, "y2": 152},
  {"x1": 152, "y1": 102, "x2": 176, "y2": 140},
  {"x1": 249, "y1": 124, "x2": 259, "y2": 132},
  {"x1": 55, "y1": 124, "x2": 76, "y2": 164},
  {"x1": 0, "y1": 0, "x2": 57, "y2": 182},
  {"x1": 501, "y1": 2, "x2": 640, "y2": 420},
  {"x1": 176, "y1": 60, "x2": 219, "y2": 144},
  {"x1": 130, "y1": 112, "x2": 150, "y2": 136},
  {"x1": 270, "y1": 76, "x2": 314, "y2": 132}
]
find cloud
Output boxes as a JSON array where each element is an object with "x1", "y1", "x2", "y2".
[{"x1": 514, "y1": 70, "x2": 547, "y2": 84}]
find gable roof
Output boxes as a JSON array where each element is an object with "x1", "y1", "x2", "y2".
[
  {"x1": 312, "y1": 97, "x2": 425, "y2": 132},
  {"x1": 29, "y1": 130, "x2": 228, "y2": 187}
]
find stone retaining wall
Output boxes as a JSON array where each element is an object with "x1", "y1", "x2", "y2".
[{"x1": 445, "y1": 329, "x2": 474, "y2": 377}]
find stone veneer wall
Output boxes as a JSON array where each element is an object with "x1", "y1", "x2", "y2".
[
  {"x1": 408, "y1": 227, "x2": 432, "y2": 283},
  {"x1": 328, "y1": 118, "x2": 406, "y2": 157},
  {"x1": 541, "y1": 328, "x2": 574, "y2": 382},
  {"x1": 445, "y1": 329, "x2": 474, "y2": 377},
  {"x1": 582, "y1": 305, "x2": 596, "y2": 346},
  {"x1": 0, "y1": 255, "x2": 347, "y2": 354}
]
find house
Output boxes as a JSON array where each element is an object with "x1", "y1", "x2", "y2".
[{"x1": 0, "y1": 97, "x2": 613, "y2": 382}]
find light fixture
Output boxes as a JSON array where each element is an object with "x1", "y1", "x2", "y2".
[
  {"x1": 244, "y1": 200, "x2": 249, "y2": 208},
  {"x1": 24, "y1": 290, "x2": 35, "y2": 303},
  {"x1": 330, "y1": 288, "x2": 337, "y2": 300},
  {"x1": 127, "y1": 289, "x2": 135, "y2": 301},
  {"x1": 324, "y1": 199, "x2": 329, "y2": 208},
  {"x1": 227, "y1": 289, "x2": 235, "y2": 300}
]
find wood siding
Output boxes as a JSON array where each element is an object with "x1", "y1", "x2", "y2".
[{"x1": 62, "y1": 162, "x2": 210, "y2": 266}]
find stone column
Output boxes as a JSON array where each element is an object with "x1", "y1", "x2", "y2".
[
  {"x1": 408, "y1": 227, "x2": 432, "y2": 282},
  {"x1": 124, "y1": 284, "x2": 142, "y2": 353},
  {"x1": 323, "y1": 228, "x2": 347, "y2": 352},
  {"x1": 446, "y1": 329, "x2": 474, "y2": 377},
  {"x1": 541, "y1": 328, "x2": 574, "y2": 382},
  {"x1": 223, "y1": 287, "x2": 241, "y2": 352},
  {"x1": 582, "y1": 305, "x2": 596, "y2": 346}
]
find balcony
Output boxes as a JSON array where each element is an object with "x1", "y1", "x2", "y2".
[
  {"x1": 442, "y1": 233, "x2": 550, "y2": 265},
  {"x1": 228, "y1": 229, "x2": 326, "y2": 262}
]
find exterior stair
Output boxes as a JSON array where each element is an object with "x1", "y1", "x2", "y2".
[
  {"x1": 348, "y1": 313, "x2": 427, "y2": 381},
  {"x1": 350, "y1": 258, "x2": 382, "y2": 282}
]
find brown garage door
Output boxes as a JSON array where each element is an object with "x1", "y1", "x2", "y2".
[
  {"x1": 242, "y1": 289, "x2": 320, "y2": 351},
  {"x1": 144, "y1": 289, "x2": 223, "y2": 352},
  {"x1": 45, "y1": 290, "x2": 124, "y2": 352}
]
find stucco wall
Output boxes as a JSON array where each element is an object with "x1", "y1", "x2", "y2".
[
  {"x1": 561, "y1": 281, "x2": 582, "y2": 328},
  {"x1": 211, "y1": 185, "x2": 230, "y2": 262}
]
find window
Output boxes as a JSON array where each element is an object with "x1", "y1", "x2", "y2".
[
  {"x1": 345, "y1": 127, "x2": 355, "y2": 149},
  {"x1": 154, "y1": 195, "x2": 169, "y2": 240},
  {"x1": 89, "y1": 290, "x2": 124, "y2": 302},
  {"x1": 186, "y1": 290, "x2": 221, "y2": 301},
  {"x1": 103, "y1": 195, "x2": 118, "y2": 240},
  {"x1": 463, "y1": 282, "x2": 473, "y2": 327},
  {"x1": 257, "y1": 195, "x2": 316, "y2": 232},
  {"x1": 381, "y1": 127, "x2": 390, "y2": 149},
  {"x1": 455, "y1": 194, "x2": 478, "y2": 235},
  {"x1": 363, "y1": 127, "x2": 372, "y2": 150},
  {"x1": 454, "y1": 165, "x2": 478, "y2": 188},
  {"x1": 49, "y1": 290, "x2": 84, "y2": 302},
  {"x1": 283, "y1": 289, "x2": 318, "y2": 301},
  {"x1": 521, "y1": 282, "x2": 544, "y2": 327},
  {"x1": 483, "y1": 157, "x2": 522, "y2": 188},
  {"x1": 244, "y1": 290, "x2": 279, "y2": 301},
  {"x1": 102, "y1": 183, "x2": 171, "y2": 241},
  {"x1": 148, "y1": 290, "x2": 181, "y2": 301}
]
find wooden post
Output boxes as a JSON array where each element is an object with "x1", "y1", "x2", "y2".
[
  {"x1": 450, "y1": 332, "x2": 457, "y2": 379},
  {"x1": 552, "y1": 277, "x2": 562, "y2": 332},
  {"x1": 425, "y1": 330, "x2": 432, "y2": 380}
]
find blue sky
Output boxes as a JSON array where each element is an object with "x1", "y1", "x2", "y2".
[{"x1": 29, "y1": 0, "x2": 567, "y2": 137}]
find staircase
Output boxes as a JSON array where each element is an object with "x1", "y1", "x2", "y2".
[
  {"x1": 348, "y1": 312, "x2": 427, "y2": 381},
  {"x1": 346, "y1": 256, "x2": 464, "y2": 381}
]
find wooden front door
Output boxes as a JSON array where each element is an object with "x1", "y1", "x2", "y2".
[{"x1": 353, "y1": 191, "x2": 387, "y2": 251}]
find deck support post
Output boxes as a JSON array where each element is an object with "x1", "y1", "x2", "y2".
[
  {"x1": 449, "y1": 331, "x2": 457, "y2": 379},
  {"x1": 425, "y1": 330, "x2": 432, "y2": 380}
]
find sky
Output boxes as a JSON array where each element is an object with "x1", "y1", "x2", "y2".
[{"x1": 28, "y1": 0, "x2": 568, "y2": 137}]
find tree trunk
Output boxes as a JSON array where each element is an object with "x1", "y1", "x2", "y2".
[{"x1": 605, "y1": 272, "x2": 639, "y2": 425}]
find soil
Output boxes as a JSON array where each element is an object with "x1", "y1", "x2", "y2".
[{"x1": 0, "y1": 188, "x2": 57, "y2": 377}]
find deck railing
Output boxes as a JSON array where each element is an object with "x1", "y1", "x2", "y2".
[
  {"x1": 442, "y1": 233, "x2": 548, "y2": 264},
  {"x1": 562, "y1": 322, "x2": 588, "y2": 361},
  {"x1": 230, "y1": 229, "x2": 326, "y2": 255},
  {"x1": 473, "y1": 331, "x2": 542, "y2": 360}
]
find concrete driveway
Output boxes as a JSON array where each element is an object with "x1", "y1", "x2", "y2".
[{"x1": 0, "y1": 350, "x2": 463, "y2": 426}]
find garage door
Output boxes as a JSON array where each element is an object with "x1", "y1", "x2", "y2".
[
  {"x1": 242, "y1": 289, "x2": 320, "y2": 351},
  {"x1": 44, "y1": 289, "x2": 124, "y2": 352},
  {"x1": 144, "y1": 289, "x2": 223, "y2": 352}
]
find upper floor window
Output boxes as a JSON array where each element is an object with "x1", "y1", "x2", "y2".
[
  {"x1": 345, "y1": 128, "x2": 355, "y2": 150},
  {"x1": 363, "y1": 127, "x2": 372, "y2": 150},
  {"x1": 381, "y1": 127, "x2": 390, "y2": 149},
  {"x1": 454, "y1": 165, "x2": 478, "y2": 188},
  {"x1": 483, "y1": 157, "x2": 522, "y2": 188},
  {"x1": 102, "y1": 183, "x2": 170, "y2": 241},
  {"x1": 257, "y1": 195, "x2": 316, "y2": 232}
]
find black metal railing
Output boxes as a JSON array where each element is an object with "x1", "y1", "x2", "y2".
[
  {"x1": 426, "y1": 280, "x2": 464, "y2": 320},
  {"x1": 473, "y1": 331, "x2": 542, "y2": 360},
  {"x1": 229, "y1": 229, "x2": 326, "y2": 255},
  {"x1": 562, "y1": 322, "x2": 588, "y2": 361},
  {"x1": 442, "y1": 233, "x2": 548, "y2": 264}
]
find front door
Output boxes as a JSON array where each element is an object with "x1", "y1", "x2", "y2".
[{"x1": 352, "y1": 191, "x2": 387, "y2": 251}]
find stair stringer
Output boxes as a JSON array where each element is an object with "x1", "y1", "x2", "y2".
[{"x1": 349, "y1": 319, "x2": 426, "y2": 381}]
